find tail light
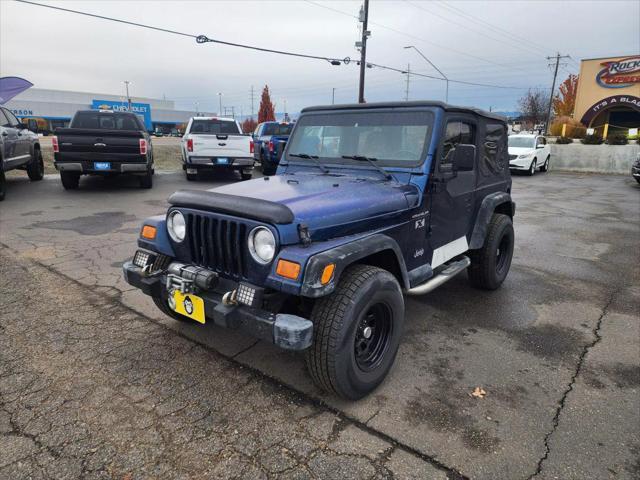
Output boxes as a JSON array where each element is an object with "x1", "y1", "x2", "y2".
[
  {"x1": 52, "y1": 136, "x2": 59, "y2": 153},
  {"x1": 187, "y1": 138, "x2": 193, "y2": 152},
  {"x1": 139, "y1": 138, "x2": 147, "y2": 155},
  {"x1": 269, "y1": 140, "x2": 274, "y2": 153},
  {"x1": 250, "y1": 140, "x2": 254, "y2": 154}
]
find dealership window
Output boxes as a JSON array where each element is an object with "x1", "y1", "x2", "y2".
[
  {"x1": 440, "y1": 120, "x2": 475, "y2": 170},
  {"x1": 482, "y1": 123, "x2": 507, "y2": 175}
]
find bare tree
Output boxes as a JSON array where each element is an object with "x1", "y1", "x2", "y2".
[{"x1": 518, "y1": 88, "x2": 551, "y2": 128}]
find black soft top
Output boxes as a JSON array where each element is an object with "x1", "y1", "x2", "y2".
[{"x1": 301, "y1": 101, "x2": 506, "y2": 122}]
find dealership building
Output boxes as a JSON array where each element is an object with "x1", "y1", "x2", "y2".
[
  {"x1": 4, "y1": 87, "x2": 215, "y2": 133},
  {"x1": 574, "y1": 54, "x2": 640, "y2": 134}
]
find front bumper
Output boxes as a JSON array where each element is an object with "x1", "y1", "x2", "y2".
[
  {"x1": 122, "y1": 261, "x2": 313, "y2": 350},
  {"x1": 55, "y1": 161, "x2": 148, "y2": 174}
]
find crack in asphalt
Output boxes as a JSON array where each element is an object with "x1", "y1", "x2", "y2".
[
  {"x1": 1, "y1": 242, "x2": 467, "y2": 480},
  {"x1": 526, "y1": 290, "x2": 616, "y2": 480}
]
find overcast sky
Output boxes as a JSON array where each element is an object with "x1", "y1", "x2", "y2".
[{"x1": 1, "y1": 0, "x2": 638, "y2": 115}]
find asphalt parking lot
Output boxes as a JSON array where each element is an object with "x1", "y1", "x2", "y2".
[{"x1": 1, "y1": 170, "x2": 639, "y2": 479}]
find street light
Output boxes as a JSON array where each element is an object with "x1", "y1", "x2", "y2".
[
  {"x1": 123, "y1": 80, "x2": 132, "y2": 111},
  {"x1": 404, "y1": 46, "x2": 449, "y2": 103}
]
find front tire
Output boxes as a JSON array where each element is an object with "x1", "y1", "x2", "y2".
[
  {"x1": 527, "y1": 158, "x2": 537, "y2": 176},
  {"x1": 305, "y1": 265, "x2": 404, "y2": 400},
  {"x1": 468, "y1": 213, "x2": 514, "y2": 290},
  {"x1": 60, "y1": 171, "x2": 80, "y2": 190},
  {"x1": 27, "y1": 148, "x2": 44, "y2": 181}
]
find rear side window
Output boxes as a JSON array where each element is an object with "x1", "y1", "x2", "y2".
[
  {"x1": 440, "y1": 120, "x2": 475, "y2": 170},
  {"x1": 482, "y1": 123, "x2": 507, "y2": 175},
  {"x1": 71, "y1": 112, "x2": 142, "y2": 130},
  {"x1": 189, "y1": 119, "x2": 240, "y2": 135}
]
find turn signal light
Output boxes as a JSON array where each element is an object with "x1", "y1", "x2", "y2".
[
  {"x1": 141, "y1": 225, "x2": 157, "y2": 240},
  {"x1": 320, "y1": 263, "x2": 336, "y2": 285},
  {"x1": 52, "y1": 136, "x2": 59, "y2": 153},
  {"x1": 276, "y1": 259, "x2": 301, "y2": 280}
]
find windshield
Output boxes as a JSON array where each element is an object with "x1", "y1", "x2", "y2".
[
  {"x1": 508, "y1": 136, "x2": 535, "y2": 148},
  {"x1": 286, "y1": 110, "x2": 433, "y2": 167},
  {"x1": 189, "y1": 119, "x2": 240, "y2": 135},
  {"x1": 71, "y1": 112, "x2": 143, "y2": 130},
  {"x1": 264, "y1": 123, "x2": 293, "y2": 136}
]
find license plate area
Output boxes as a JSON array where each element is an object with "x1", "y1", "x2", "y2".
[
  {"x1": 216, "y1": 157, "x2": 229, "y2": 165},
  {"x1": 94, "y1": 162, "x2": 111, "y2": 170},
  {"x1": 171, "y1": 290, "x2": 206, "y2": 323}
]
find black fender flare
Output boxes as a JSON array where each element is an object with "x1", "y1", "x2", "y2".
[
  {"x1": 300, "y1": 233, "x2": 409, "y2": 298},
  {"x1": 469, "y1": 192, "x2": 516, "y2": 249}
]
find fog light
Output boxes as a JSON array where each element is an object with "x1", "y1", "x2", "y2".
[
  {"x1": 133, "y1": 250, "x2": 153, "y2": 268},
  {"x1": 236, "y1": 282, "x2": 264, "y2": 308}
]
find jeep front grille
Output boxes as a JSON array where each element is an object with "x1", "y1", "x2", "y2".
[{"x1": 185, "y1": 213, "x2": 248, "y2": 279}]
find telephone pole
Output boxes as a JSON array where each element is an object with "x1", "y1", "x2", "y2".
[
  {"x1": 545, "y1": 52, "x2": 570, "y2": 134},
  {"x1": 357, "y1": 0, "x2": 370, "y2": 103},
  {"x1": 404, "y1": 64, "x2": 410, "y2": 101}
]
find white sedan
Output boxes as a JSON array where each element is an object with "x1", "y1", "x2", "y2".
[{"x1": 508, "y1": 134, "x2": 551, "y2": 175}]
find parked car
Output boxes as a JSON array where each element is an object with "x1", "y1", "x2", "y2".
[
  {"x1": 123, "y1": 101, "x2": 515, "y2": 400},
  {"x1": 181, "y1": 117, "x2": 253, "y2": 181},
  {"x1": 153, "y1": 129, "x2": 164, "y2": 137},
  {"x1": 508, "y1": 134, "x2": 550, "y2": 175},
  {"x1": 53, "y1": 110, "x2": 154, "y2": 189},
  {"x1": 632, "y1": 152, "x2": 640, "y2": 184},
  {"x1": 253, "y1": 121, "x2": 293, "y2": 175},
  {"x1": 0, "y1": 106, "x2": 44, "y2": 201}
]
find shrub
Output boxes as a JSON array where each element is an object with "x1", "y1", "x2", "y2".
[
  {"x1": 606, "y1": 134, "x2": 628, "y2": 145},
  {"x1": 549, "y1": 116, "x2": 586, "y2": 138},
  {"x1": 581, "y1": 134, "x2": 604, "y2": 145},
  {"x1": 555, "y1": 136, "x2": 573, "y2": 144}
]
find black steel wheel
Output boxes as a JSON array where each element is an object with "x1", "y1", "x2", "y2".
[
  {"x1": 305, "y1": 264, "x2": 404, "y2": 400},
  {"x1": 468, "y1": 213, "x2": 514, "y2": 290}
]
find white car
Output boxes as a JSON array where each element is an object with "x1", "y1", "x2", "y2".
[
  {"x1": 181, "y1": 117, "x2": 254, "y2": 181},
  {"x1": 508, "y1": 134, "x2": 550, "y2": 175}
]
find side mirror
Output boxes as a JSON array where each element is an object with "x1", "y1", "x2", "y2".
[{"x1": 452, "y1": 144, "x2": 475, "y2": 171}]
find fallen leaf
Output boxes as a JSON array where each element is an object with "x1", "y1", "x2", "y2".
[{"x1": 471, "y1": 387, "x2": 487, "y2": 399}]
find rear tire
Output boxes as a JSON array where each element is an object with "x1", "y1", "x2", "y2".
[
  {"x1": 0, "y1": 170, "x2": 6, "y2": 201},
  {"x1": 240, "y1": 170, "x2": 253, "y2": 181},
  {"x1": 540, "y1": 155, "x2": 550, "y2": 172},
  {"x1": 305, "y1": 264, "x2": 404, "y2": 400},
  {"x1": 60, "y1": 171, "x2": 80, "y2": 190},
  {"x1": 27, "y1": 148, "x2": 44, "y2": 181},
  {"x1": 139, "y1": 169, "x2": 153, "y2": 189},
  {"x1": 152, "y1": 295, "x2": 189, "y2": 322},
  {"x1": 186, "y1": 172, "x2": 198, "y2": 181},
  {"x1": 468, "y1": 213, "x2": 514, "y2": 290},
  {"x1": 262, "y1": 164, "x2": 277, "y2": 176}
]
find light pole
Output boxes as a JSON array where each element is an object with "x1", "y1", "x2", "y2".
[
  {"x1": 124, "y1": 80, "x2": 132, "y2": 110},
  {"x1": 332, "y1": 87, "x2": 336, "y2": 104},
  {"x1": 404, "y1": 46, "x2": 449, "y2": 103},
  {"x1": 217, "y1": 92, "x2": 223, "y2": 116}
]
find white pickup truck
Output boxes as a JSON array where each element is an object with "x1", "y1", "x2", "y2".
[{"x1": 181, "y1": 117, "x2": 254, "y2": 181}]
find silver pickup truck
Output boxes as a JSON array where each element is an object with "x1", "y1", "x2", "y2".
[
  {"x1": 181, "y1": 116, "x2": 254, "y2": 181},
  {"x1": 0, "y1": 106, "x2": 44, "y2": 201}
]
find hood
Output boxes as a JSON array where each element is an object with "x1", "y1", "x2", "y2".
[
  {"x1": 508, "y1": 146, "x2": 536, "y2": 156},
  {"x1": 210, "y1": 172, "x2": 418, "y2": 237}
]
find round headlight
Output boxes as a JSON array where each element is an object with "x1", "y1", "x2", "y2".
[
  {"x1": 167, "y1": 210, "x2": 186, "y2": 242},
  {"x1": 248, "y1": 227, "x2": 276, "y2": 264}
]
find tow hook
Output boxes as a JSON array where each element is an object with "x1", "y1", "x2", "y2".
[{"x1": 222, "y1": 289, "x2": 238, "y2": 306}]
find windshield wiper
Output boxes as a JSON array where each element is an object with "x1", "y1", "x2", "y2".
[
  {"x1": 288, "y1": 153, "x2": 330, "y2": 174},
  {"x1": 342, "y1": 155, "x2": 392, "y2": 180}
]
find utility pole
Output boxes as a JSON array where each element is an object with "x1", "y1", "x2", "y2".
[
  {"x1": 545, "y1": 52, "x2": 570, "y2": 134},
  {"x1": 404, "y1": 64, "x2": 410, "y2": 101},
  {"x1": 217, "y1": 92, "x2": 223, "y2": 117},
  {"x1": 404, "y1": 46, "x2": 449, "y2": 103},
  {"x1": 357, "y1": 0, "x2": 370, "y2": 104},
  {"x1": 249, "y1": 85, "x2": 255, "y2": 118},
  {"x1": 332, "y1": 87, "x2": 336, "y2": 105},
  {"x1": 124, "y1": 80, "x2": 131, "y2": 111}
]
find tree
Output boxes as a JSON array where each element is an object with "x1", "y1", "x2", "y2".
[
  {"x1": 552, "y1": 74, "x2": 579, "y2": 117},
  {"x1": 241, "y1": 117, "x2": 257, "y2": 133},
  {"x1": 517, "y1": 88, "x2": 551, "y2": 127},
  {"x1": 258, "y1": 85, "x2": 276, "y2": 123}
]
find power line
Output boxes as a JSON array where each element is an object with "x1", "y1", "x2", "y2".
[{"x1": 15, "y1": 0, "x2": 349, "y2": 65}]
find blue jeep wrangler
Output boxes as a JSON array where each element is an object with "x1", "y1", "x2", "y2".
[{"x1": 123, "y1": 101, "x2": 515, "y2": 400}]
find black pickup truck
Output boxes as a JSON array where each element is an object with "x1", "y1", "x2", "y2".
[{"x1": 53, "y1": 110, "x2": 154, "y2": 189}]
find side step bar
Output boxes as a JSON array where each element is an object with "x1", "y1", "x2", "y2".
[{"x1": 406, "y1": 256, "x2": 471, "y2": 296}]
